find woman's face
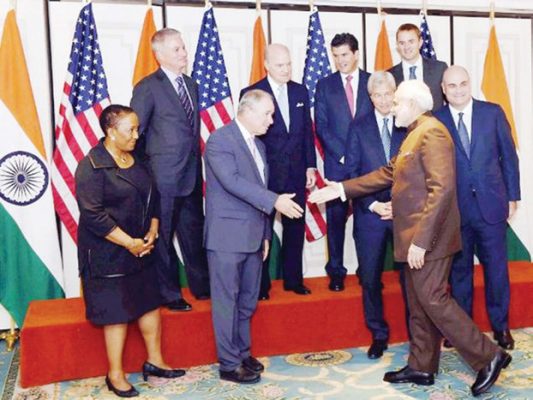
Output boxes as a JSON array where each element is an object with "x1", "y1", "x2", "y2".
[{"x1": 109, "y1": 112, "x2": 139, "y2": 152}]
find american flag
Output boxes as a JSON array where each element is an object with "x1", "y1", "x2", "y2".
[
  {"x1": 302, "y1": 8, "x2": 330, "y2": 242},
  {"x1": 52, "y1": 2, "x2": 110, "y2": 244},
  {"x1": 420, "y1": 12, "x2": 437, "y2": 60},
  {"x1": 192, "y1": 5, "x2": 234, "y2": 147}
]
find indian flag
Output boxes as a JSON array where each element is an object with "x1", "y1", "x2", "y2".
[
  {"x1": 0, "y1": 9, "x2": 64, "y2": 327},
  {"x1": 481, "y1": 22, "x2": 532, "y2": 261}
]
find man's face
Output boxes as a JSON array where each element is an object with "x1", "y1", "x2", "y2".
[
  {"x1": 396, "y1": 30, "x2": 422, "y2": 64},
  {"x1": 331, "y1": 44, "x2": 359, "y2": 74},
  {"x1": 155, "y1": 34, "x2": 188, "y2": 74},
  {"x1": 392, "y1": 95, "x2": 414, "y2": 128},
  {"x1": 244, "y1": 97, "x2": 275, "y2": 136},
  {"x1": 265, "y1": 48, "x2": 292, "y2": 85},
  {"x1": 442, "y1": 68, "x2": 472, "y2": 110},
  {"x1": 371, "y1": 83, "x2": 395, "y2": 116}
]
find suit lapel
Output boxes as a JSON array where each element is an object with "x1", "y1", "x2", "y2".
[
  {"x1": 391, "y1": 122, "x2": 406, "y2": 157},
  {"x1": 470, "y1": 100, "x2": 480, "y2": 157},
  {"x1": 331, "y1": 72, "x2": 353, "y2": 120},
  {"x1": 231, "y1": 122, "x2": 266, "y2": 186},
  {"x1": 156, "y1": 69, "x2": 182, "y2": 109},
  {"x1": 370, "y1": 113, "x2": 388, "y2": 164},
  {"x1": 355, "y1": 70, "x2": 367, "y2": 117},
  {"x1": 441, "y1": 106, "x2": 469, "y2": 159}
]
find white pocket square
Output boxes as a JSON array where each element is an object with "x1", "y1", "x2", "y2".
[{"x1": 296, "y1": 102, "x2": 304, "y2": 107}]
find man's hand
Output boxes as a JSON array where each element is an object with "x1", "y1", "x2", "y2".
[
  {"x1": 308, "y1": 179, "x2": 342, "y2": 204},
  {"x1": 373, "y1": 201, "x2": 393, "y2": 220},
  {"x1": 407, "y1": 243, "x2": 426, "y2": 270},
  {"x1": 263, "y1": 240, "x2": 270, "y2": 262},
  {"x1": 306, "y1": 168, "x2": 317, "y2": 189},
  {"x1": 508, "y1": 201, "x2": 518, "y2": 220},
  {"x1": 274, "y1": 194, "x2": 304, "y2": 219}
]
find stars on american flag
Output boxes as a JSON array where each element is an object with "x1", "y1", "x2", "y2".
[
  {"x1": 67, "y1": 4, "x2": 109, "y2": 114},
  {"x1": 303, "y1": 10, "x2": 331, "y2": 108},
  {"x1": 192, "y1": 6, "x2": 231, "y2": 111},
  {"x1": 420, "y1": 12, "x2": 437, "y2": 60}
]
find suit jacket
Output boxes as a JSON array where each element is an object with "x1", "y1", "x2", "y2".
[
  {"x1": 345, "y1": 111, "x2": 407, "y2": 230},
  {"x1": 239, "y1": 78, "x2": 316, "y2": 193},
  {"x1": 434, "y1": 100, "x2": 520, "y2": 224},
  {"x1": 389, "y1": 58, "x2": 447, "y2": 112},
  {"x1": 204, "y1": 121, "x2": 278, "y2": 253},
  {"x1": 75, "y1": 140, "x2": 160, "y2": 278},
  {"x1": 131, "y1": 68, "x2": 201, "y2": 197},
  {"x1": 315, "y1": 70, "x2": 373, "y2": 180},
  {"x1": 342, "y1": 114, "x2": 461, "y2": 262}
]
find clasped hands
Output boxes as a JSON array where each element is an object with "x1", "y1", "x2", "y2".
[{"x1": 126, "y1": 229, "x2": 158, "y2": 258}]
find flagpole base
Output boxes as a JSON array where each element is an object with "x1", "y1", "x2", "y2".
[{"x1": 0, "y1": 329, "x2": 20, "y2": 352}]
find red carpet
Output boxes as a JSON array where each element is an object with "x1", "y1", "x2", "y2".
[{"x1": 20, "y1": 262, "x2": 533, "y2": 387}]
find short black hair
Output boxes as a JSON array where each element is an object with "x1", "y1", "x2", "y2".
[
  {"x1": 99, "y1": 104, "x2": 135, "y2": 136},
  {"x1": 331, "y1": 33, "x2": 359, "y2": 53}
]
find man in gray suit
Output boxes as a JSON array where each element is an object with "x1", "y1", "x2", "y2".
[
  {"x1": 204, "y1": 90, "x2": 303, "y2": 384},
  {"x1": 388, "y1": 23, "x2": 447, "y2": 112},
  {"x1": 131, "y1": 28, "x2": 210, "y2": 311}
]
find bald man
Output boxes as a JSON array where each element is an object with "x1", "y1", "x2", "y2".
[
  {"x1": 435, "y1": 65, "x2": 520, "y2": 350},
  {"x1": 240, "y1": 44, "x2": 317, "y2": 299}
]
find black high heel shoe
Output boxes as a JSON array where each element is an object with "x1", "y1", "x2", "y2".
[
  {"x1": 142, "y1": 361, "x2": 186, "y2": 381},
  {"x1": 105, "y1": 376, "x2": 139, "y2": 398}
]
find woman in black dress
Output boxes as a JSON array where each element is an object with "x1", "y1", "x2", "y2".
[{"x1": 75, "y1": 105, "x2": 185, "y2": 398}]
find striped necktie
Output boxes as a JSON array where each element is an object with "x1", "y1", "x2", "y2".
[
  {"x1": 381, "y1": 118, "x2": 392, "y2": 162},
  {"x1": 409, "y1": 65, "x2": 417, "y2": 80},
  {"x1": 175, "y1": 75, "x2": 194, "y2": 127}
]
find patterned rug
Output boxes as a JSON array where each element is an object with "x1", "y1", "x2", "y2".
[{"x1": 2, "y1": 328, "x2": 533, "y2": 400}]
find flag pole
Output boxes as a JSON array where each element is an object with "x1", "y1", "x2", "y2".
[
  {"x1": 147, "y1": 0, "x2": 152, "y2": 6},
  {"x1": 9, "y1": 0, "x2": 16, "y2": 12},
  {"x1": 309, "y1": 0, "x2": 314, "y2": 12},
  {"x1": 489, "y1": 0, "x2": 495, "y2": 25},
  {"x1": 256, "y1": 0, "x2": 261, "y2": 15},
  {"x1": 0, "y1": 315, "x2": 19, "y2": 352},
  {"x1": 421, "y1": 0, "x2": 428, "y2": 15}
]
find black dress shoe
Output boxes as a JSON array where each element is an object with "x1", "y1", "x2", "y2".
[
  {"x1": 328, "y1": 278, "x2": 345, "y2": 292},
  {"x1": 142, "y1": 361, "x2": 186, "y2": 381},
  {"x1": 383, "y1": 366, "x2": 434, "y2": 385},
  {"x1": 220, "y1": 366, "x2": 260, "y2": 384},
  {"x1": 471, "y1": 350, "x2": 512, "y2": 396},
  {"x1": 443, "y1": 339, "x2": 453, "y2": 348},
  {"x1": 367, "y1": 339, "x2": 388, "y2": 359},
  {"x1": 284, "y1": 285, "x2": 311, "y2": 295},
  {"x1": 493, "y1": 330, "x2": 515, "y2": 350},
  {"x1": 105, "y1": 376, "x2": 139, "y2": 398},
  {"x1": 195, "y1": 294, "x2": 210, "y2": 300},
  {"x1": 166, "y1": 299, "x2": 192, "y2": 311},
  {"x1": 242, "y1": 356, "x2": 264, "y2": 373},
  {"x1": 258, "y1": 293, "x2": 270, "y2": 301}
]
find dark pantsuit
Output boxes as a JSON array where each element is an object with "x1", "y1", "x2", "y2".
[
  {"x1": 159, "y1": 178, "x2": 210, "y2": 301},
  {"x1": 354, "y1": 221, "x2": 393, "y2": 341},
  {"x1": 325, "y1": 198, "x2": 350, "y2": 278},
  {"x1": 207, "y1": 250, "x2": 262, "y2": 371},
  {"x1": 405, "y1": 256, "x2": 497, "y2": 373},
  {"x1": 451, "y1": 203, "x2": 510, "y2": 331}
]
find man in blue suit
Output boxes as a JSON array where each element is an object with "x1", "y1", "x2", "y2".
[
  {"x1": 315, "y1": 33, "x2": 372, "y2": 291},
  {"x1": 345, "y1": 71, "x2": 407, "y2": 359},
  {"x1": 205, "y1": 90, "x2": 304, "y2": 384},
  {"x1": 389, "y1": 23, "x2": 447, "y2": 112},
  {"x1": 131, "y1": 29, "x2": 210, "y2": 311},
  {"x1": 435, "y1": 65, "x2": 520, "y2": 349},
  {"x1": 240, "y1": 44, "x2": 317, "y2": 299}
]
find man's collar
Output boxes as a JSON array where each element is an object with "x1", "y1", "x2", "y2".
[
  {"x1": 340, "y1": 68, "x2": 359, "y2": 80},
  {"x1": 161, "y1": 66, "x2": 183, "y2": 82},
  {"x1": 407, "y1": 111, "x2": 432, "y2": 132},
  {"x1": 267, "y1": 75, "x2": 286, "y2": 92},
  {"x1": 235, "y1": 117, "x2": 254, "y2": 140},
  {"x1": 449, "y1": 98, "x2": 473, "y2": 116}
]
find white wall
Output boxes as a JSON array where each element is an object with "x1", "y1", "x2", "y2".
[{"x1": 1, "y1": 0, "x2": 532, "y2": 327}]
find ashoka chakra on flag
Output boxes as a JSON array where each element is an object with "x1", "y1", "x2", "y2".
[{"x1": 0, "y1": 151, "x2": 48, "y2": 206}]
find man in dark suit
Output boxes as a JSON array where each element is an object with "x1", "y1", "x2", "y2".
[
  {"x1": 310, "y1": 80, "x2": 511, "y2": 397},
  {"x1": 240, "y1": 44, "x2": 316, "y2": 299},
  {"x1": 315, "y1": 33, "x2": 372, "y2": 291},
  {"x1": 345, "y1": 71, "x2": 406, "y2": 359},
  {"x1": 435, "y1": 65, "x2": 520, "y2": 350},
  {"x1": 204, "y1": 89, "x2": 303, "y2": 384},
  {"x1": 131, "y1": 28, "x2": 210, "y2": 311},
  {"x1": 388, "y1": 23, "x2": 447, "y2": 112}
]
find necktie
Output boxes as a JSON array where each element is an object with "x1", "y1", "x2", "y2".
[
  {"x1": 345, "y1": 75, "x2": 355, "y2": 117},
  {"x1": 175, "y1": 75, "x2": 194, "y2": 127},
  {"x1": 409, "y1": 65, "x2": 417, "y2": 80},
  {"x1": 277, "y1": 85, "x2": 290, "y2": 130},
  {"x1": 248, "y1": 137, "x2": 265, "y2": 183},
  {"x1": 457, "y1": 112, "x2": 470, "y2": 158},
  {"x1": 381, "y1": 118, "x2": 392, "y2": 162}
]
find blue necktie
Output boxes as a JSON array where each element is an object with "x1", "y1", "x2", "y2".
[
  {"x1": 381, "y1": 118, "x2": 391, "y2": 162},
  {"x1": 457, "y1": 112, "x2": 470, "y2": 158},
  {"x1": 175, "y1": 75, "x2": 194, "y2": 127},
  {"x1": 409, "y1": 66, "x2": 417, "y2": 80}
]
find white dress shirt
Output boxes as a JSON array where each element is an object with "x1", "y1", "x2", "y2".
[
  {"x1": 235, "y1": 118, "x2": 265, "y2": 184},
  {"x1": 448, "y1": 99, "x2": 474, "y2": 141},
  {"x1": 161, "y1": 66, "x2": 194, "y2": 107},
  {"x1": 401, "y1": 56, "x2": 424, "y2": 82}
]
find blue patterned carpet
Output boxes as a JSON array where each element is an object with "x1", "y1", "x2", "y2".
[{"x1": 2, "y1": 328, "x2": 533, "y2": 399}]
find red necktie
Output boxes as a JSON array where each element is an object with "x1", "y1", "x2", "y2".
[{"x1": 345, "y1": 75, "x2": 355, "y2": 117}]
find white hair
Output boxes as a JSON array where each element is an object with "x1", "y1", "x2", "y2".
[
  {"x1": 237, "y1": 89, "x2": 273, "y2": 115},
  {"x1": 395, "y1": 80, "x2": 433, "y2": 112},
  {"x1": 151, "y1": 28, "x2": 181, "y2": 53},
  {"x1": 367, "y1": 71, "x2": 396, "y2": 94}
]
